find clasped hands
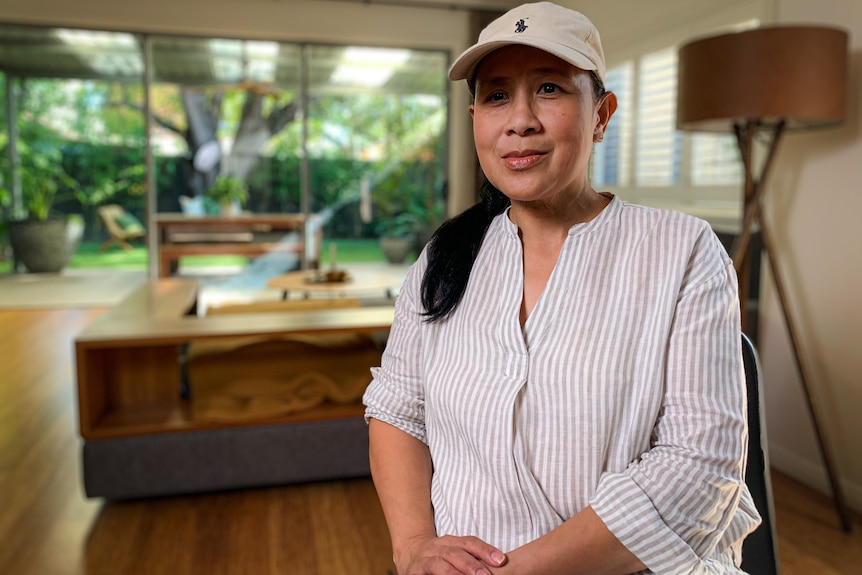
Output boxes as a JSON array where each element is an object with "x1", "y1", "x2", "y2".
[{"x1": 394, "y1": 534, "x2": 508, "y2": 575}]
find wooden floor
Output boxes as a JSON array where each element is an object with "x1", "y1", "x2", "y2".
[{"x1": 0, "y1": 308, "x2": 859, "y2": 575}]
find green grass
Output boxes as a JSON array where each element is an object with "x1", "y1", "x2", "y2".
[
  {"x1": 318, "y1": 238, "x2": 403, "y2": 265},
  {"x1": 0, "y1": 238, "x2": 406, "y2": 274},
  {"x1": 67, "y1": 242, "x2": 251, "y2": 269},
  {"x1": 67, "y1": 243, "x2": 148, "y2": 269}
]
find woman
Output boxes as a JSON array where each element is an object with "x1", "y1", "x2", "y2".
[{"x1": 363, "y1": 3, "x2": 761, "y2": 574}]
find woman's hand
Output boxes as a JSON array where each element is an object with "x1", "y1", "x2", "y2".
[
  {"x1": 367, "y1": 421, "x2": 506, "y2": 574},
  {"x1": 394, "y1": 534, "x2": 507, "y2": 575}
]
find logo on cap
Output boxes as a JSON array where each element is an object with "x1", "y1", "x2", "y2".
[{"x1": 514, "y1": 19, "x2": 528, "y2": 33}]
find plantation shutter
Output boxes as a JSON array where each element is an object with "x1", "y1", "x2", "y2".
[
  {"x1": 635, "y1": 48, "x2": 681, "y2": 186},
  {"x1": 591, "y1": 62, "x2": 633, "y2": 188}
]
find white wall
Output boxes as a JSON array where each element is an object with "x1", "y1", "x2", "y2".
[
  {"x1": 761, "y1": 0, "x2": 862, "y2": 513},
  {"x1": 574, "y1": 0, "x2": 771, "y2": 67}
]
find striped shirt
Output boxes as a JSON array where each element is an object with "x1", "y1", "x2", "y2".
[{"x1": 363, "y1": 196, "x2": 761, "y2": 574}]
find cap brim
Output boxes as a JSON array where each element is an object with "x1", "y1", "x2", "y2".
[{"x1": 448, "y1": 39, "x2": 599, "y2": 82}]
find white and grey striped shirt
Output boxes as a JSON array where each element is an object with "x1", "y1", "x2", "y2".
[{"x1": 364, "y1": 196, "x2": 761, "y2": 574}]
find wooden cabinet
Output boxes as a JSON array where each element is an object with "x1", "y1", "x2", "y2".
[
  {"x1": 74, "y1": 279, "x2": 394, "y2": 440},
  {"x1": 74, "y1": 278, "x2": 394, "y2": 498}
]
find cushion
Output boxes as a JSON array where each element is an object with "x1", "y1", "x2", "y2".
[
  {"x1": 116, "y1": 212, "x2": 144, "y2": 232},
  {"x1": 187, "y1": 334, "x2": 381, "y2": 423},
  {"x1": 178, "y1": 195, "x2": 205, "y2": 216},
  {"x1": 186, "y1": 297, "x2": 383, "y2": 423}
]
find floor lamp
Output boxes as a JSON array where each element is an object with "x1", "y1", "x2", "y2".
[{"x1": 676, "y1": 25, "x2": 852, "y2": 532}]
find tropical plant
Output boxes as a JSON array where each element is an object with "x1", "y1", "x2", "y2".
[
  {"x1": 2, "y1": 141, "x2": 79, "y2": 221},
  {"x1": 0, "y1": 79, "x2": 82, "y2": 221},
  {"x1": 375, "y1": 211, "x2": 419, "y2": 239},
  {"x1": 206, "y1": 175, "x2": 249, "y2": 206},
  {"x1": 372, "y1": 156, "x2": 444, "y2": 235}
]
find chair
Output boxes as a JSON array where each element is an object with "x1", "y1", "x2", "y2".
[
  {"x1": 740, "y1": 333, "x2": 781, "y2": 574},
  {"x1": 97, "y1": 204, "x2": 145, "y2": 252}
]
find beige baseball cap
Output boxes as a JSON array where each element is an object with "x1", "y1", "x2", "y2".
[{"x1": 448, "y1": 2, "x2": 606, "y2": 85}]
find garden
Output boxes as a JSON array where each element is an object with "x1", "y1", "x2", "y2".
[{"x1": 1, "y1": 70, "x2": 447, "y2": 275}]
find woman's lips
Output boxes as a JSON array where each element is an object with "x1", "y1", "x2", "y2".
[{"x1": 503, "y1": 151, "x2": 546, "y2": 170}]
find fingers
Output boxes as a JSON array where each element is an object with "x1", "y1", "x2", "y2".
[
  {"x1": 455, "y1": 535, "x2": 508, "y2": 568},
  {"x1": 396, "y1": 535, "x2": 507, "y2": 575}
]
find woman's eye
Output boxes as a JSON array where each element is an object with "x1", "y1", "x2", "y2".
[
  {"x1": 482, "y1": 91, "x2": 507, "y2": 103},
  {"x1": 539, "y1": 83, "x2": 559, "y2": 94}
]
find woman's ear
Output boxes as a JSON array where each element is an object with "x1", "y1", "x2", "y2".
[{"x1": 594, "y1": 91, "x2": 618, "y2": 140}]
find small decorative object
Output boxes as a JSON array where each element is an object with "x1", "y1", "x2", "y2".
[
  {"x1": 303, "y1": 269, "x2": 351, "y2": 284},
  {"x1": 304, "y1": 241, "x2": 351, "y2": 283},
  {"x1": 179, "y1": 195, "x2": 206, "y2": 217}
]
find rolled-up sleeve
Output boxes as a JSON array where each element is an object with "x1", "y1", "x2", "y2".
[
  {"x1": 363, "y1": 255, "x2": 429, "y2": 444},
  {"x1": 590, "y1": 226, "x2": 761, "y2": 574}
]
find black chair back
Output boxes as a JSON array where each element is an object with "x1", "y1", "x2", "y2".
[{"x1": 740, "y1": 333, "x2": 780, "y2": 574}]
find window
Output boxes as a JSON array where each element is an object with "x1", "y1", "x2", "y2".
[
  {"x1": 591, "y1": 63, "x2": 632, "y2": 188},
  {"x1": 0, "y1": 23, "x2": 449, "y2": 279},
  {"x1": 593, "y1": 43, "x2": 743, "y2": 218},
  {"x1": 306, "y1": 45, "x2": 448, "y2": 248},
  {"x1": 635, "y1": 48, "x2": 682, "y2": 187},
  {"x1": 691, "y1": 133, "x2": 742, "y2": 186}
]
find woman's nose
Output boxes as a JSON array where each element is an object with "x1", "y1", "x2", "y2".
[{"x1": 506, "y1": 96, "x2": 540, "y2": 135}]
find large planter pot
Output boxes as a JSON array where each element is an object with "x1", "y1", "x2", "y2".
[
  {"x1": 379, "y1": 236, "x2": 414, "y2": 264},
  {"x1": 8, "y1": 217, "x2": 82, "y2": 273},
  {"x1": 414, "y1": 225, "x2": 435, "y2": 255}
]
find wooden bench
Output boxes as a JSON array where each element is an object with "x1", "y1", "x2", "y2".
[
  {"x1": 155, "y1": 213, "x2": 319, "y2": 277},
  {"x1": 74, "y1": 278, "x2": 394, "y2": 499}
]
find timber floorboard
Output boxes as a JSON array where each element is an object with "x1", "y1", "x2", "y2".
[{"x1": 0, "y1": 307, "x2": 859, "y2": 575}]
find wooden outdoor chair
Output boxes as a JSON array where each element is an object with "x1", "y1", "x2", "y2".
[{"x1": 98, "y1": 204, "x2": 145, "y2": 252}]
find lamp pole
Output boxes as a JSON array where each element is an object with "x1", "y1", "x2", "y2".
[{"x1": 730, "y1": 119, "x2": 853, "y2": 532}]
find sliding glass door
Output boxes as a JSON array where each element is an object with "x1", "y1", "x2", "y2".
[{"x1": 1, "y1": 22, "x2": 449, "y2": 282}]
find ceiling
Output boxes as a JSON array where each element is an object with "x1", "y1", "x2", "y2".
[{"x1": 0, "y1": 22, "x2": 449, "y2": 96}]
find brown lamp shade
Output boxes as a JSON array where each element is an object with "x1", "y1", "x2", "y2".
[{"x1": 677, "y1": 26, "x2": 848, "y2": 132}]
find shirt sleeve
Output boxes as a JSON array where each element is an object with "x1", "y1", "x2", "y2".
[
  {"x1": 362, "y1": 252, "x2": 429, "y2": 444},
  {"x1": 590, "y1": 222, "x2": 761, "y2": 574}
]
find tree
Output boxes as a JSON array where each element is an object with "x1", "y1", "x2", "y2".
[
  {"x1": 141, "y1": 86, "x2": 300, "y2": 198},
  {"x1": 274, "y1": 92, "x2": 446, "y2": 235}
]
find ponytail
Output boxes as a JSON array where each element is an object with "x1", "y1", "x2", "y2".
[{"x1": 421, "y1": 182, "x2": 510, "y2": 322}]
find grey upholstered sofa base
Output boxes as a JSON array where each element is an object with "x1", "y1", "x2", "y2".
[{"x1": 82, "y1": 417, "x2": 370, "y2": 500}]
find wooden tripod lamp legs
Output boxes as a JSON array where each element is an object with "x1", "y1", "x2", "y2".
[{"x1": 731, "y1": 121, "x2": 853, "y2": 532}]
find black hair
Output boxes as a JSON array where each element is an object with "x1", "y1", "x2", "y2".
[
  {"x1": 420, "y1": 181, "x2": 510, "y2": 322},
  {"x1": 420, "y1": 71, "x2": 606, "y2": 322},
  {"x1": 588, "y1": 70, "x2": 606, "y2": 100}
]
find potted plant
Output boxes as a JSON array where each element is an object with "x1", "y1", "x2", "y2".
[
  {"x1": 376, "y1": 211, "x2": 419, "y2": 264},
  {"x1": 370, "y1": 155, "x2": 445, "y2": 264},
  {"x1": 4, "y1": 145, "x2": 84, "y2": 273},
  {"x1": 206, "y1": 176, "x2": 249, "y2": 216}
]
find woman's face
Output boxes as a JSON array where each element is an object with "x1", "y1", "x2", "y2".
[{"x1": 470, "y1": 45, "x2": 614, "y2": 205}]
